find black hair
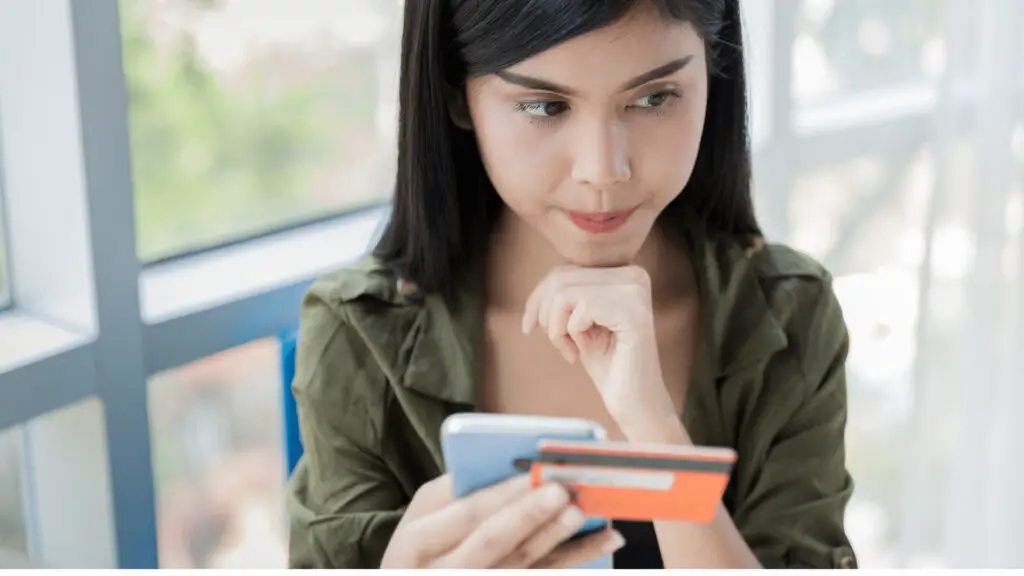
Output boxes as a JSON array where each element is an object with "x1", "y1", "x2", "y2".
[{"x1": 374, "y1": 0, "x2": 761, "y2": 296}]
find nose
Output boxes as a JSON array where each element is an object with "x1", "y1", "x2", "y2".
[{"x1": 570, "y1": 116, "x2": 631, "y2": 187}]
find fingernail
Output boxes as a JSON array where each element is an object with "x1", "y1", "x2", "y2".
[
  {"x1": 559, "y1": 506, "x2": 585, "y2": 529},
  {"x1": 602, "y1": 532, "x2": 626, "y2": 554},
  {"x1": 542, "y1": 484, "x2": 570, "y2": 508}
]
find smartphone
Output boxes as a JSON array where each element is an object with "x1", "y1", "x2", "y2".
[{"x1": 440, "y1": 413, "x2": 613, "y2": 569}]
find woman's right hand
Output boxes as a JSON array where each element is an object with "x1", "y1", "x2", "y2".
[{"x1": 380, "y1": 474, "x2": 625, "y2": 568}]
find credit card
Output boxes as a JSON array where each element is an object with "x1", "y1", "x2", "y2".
[{"x1": 516, "y1": 440, "x2": 736, "y2": 523}]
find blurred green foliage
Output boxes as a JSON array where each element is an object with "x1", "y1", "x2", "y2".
[{"x1": 120, "y1": 0, "x2": 378, "y2": 262}]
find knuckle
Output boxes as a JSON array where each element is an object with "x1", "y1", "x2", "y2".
[
  {"x1": 626, "y1": 283, "x2": 648, "y2": 300},
  {"x1": 629, "y1": 265, "x2": 650, "y2": 285},
  {"x1": 457, "y1": 502, "x2": 485, "y2": 528},
  {"x1": 405, "y1": 544, "x2": 428, "y2": 568},
  {"x1": 550, "y1": 273, "x2": 572, "y2": 291},
  {"x1": 523, "y1": 500, "x2": 557, "y2": 526},
  {"x1": 473, "y1": 529, "x2": 507, "y2": 557},
  {"x1": 551, "y1": 292, "x2": 569, "y2": 311}
]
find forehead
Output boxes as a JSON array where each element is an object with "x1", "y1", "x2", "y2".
[{"x1": 496, "y1": 6, "x2": 704, "y2": 90}]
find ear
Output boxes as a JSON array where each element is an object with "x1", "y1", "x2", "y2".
[{"x1": 444, "y1": 84, "x2": 474, "y2": 131}]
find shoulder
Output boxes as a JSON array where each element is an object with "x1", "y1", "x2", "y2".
[
  {"x1": 701, "y1": 234, "x2": 848, "y2": 393},
  {"x1": 748, "y1": 241, "x2": 839, "y2": 314},
  {"x1": 745, "y1": 241, "x2": 849, "y2": 386},
  {"x1": 292, "y1": 256, "x2": 425, "y2": 442}
]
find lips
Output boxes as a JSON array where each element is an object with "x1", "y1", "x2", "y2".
[{"x1": 565, "y1": 209, "x2": 635, "y2": 234}]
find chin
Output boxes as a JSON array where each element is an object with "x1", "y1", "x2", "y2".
[{"x1": 560, "y1": 241, "x2": 641, "y2": 268}]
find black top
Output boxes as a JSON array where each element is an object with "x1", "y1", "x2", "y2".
[{"x1": 612, "y1": 520, "x2": 663, "y2": 569}]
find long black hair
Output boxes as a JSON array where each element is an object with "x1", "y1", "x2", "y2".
[{"x1": 374, "y1": 0, "x2": 761, "y2": 296}]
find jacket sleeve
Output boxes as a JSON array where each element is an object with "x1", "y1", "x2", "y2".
[
  {"x1": 286, "y1": 289, "x2": 406, "y2": 568},
  {"x1": 733, "y1": 277, "x2": 858, "y2": 569}
]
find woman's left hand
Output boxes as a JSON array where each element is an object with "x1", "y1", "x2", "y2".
[{"x1": 521, "y1": 265, "x2": 678, "y2": 435}]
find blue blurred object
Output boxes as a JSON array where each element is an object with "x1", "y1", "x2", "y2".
[
  {"x1": 280, "y1": 328, "x2": 303, "y2": 476},
  {"x1": 280, "y1": 208, "x2": 391, "y2": 478}
]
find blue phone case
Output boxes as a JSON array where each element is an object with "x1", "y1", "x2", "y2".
[{"x1": 441, "y1": 414, "x2": 612, "y2": 569}]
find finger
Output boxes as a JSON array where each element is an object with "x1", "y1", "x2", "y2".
[
  {"x1": 536, "y1": 284, "x2": 555, "y2": 335},
  {"x1": 522, "y1": 278, "x2": 550, "y2": 334},
  {"x1": 408, "y1": 474, "x2": 533, "y2": 559},
  {"x1": 565, "y1": 298, "x2": 595, "y2": 350},
  {"x1": 532, "y1": 271, "x2": 576, "y2": 334},
  {"x1": 523, "y1": 265, "x2": 640, "y2": 334},
  {"x1": 533, "y1": 528, "x2": 626, "y2": 569},
  {"x1": 525, "y1": 265, "x2": 647, "y2": 335},
  {"x1": 435, "y1": 483, "x2": 572, "y2": 568},
  {"x1": 494, "y1": 505, "x2": 589, "y2": 568},
  {"x1": 569, "y1": 290, "x2": 637, "y2": 336},
  {"x1": 558, "y1": 335, "x2": 580, "y2": 363},
  {"x1": 546, "y1": 292, "x2": 578, "y2": 362}
]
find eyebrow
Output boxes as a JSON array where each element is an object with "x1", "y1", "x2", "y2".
[{"x1": 495, "y1": 55, "x2": 694, "y2": 95}]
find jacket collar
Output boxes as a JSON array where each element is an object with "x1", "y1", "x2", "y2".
[{"x1": 686, "y1": 223, "x2": 789, "y2": 390}]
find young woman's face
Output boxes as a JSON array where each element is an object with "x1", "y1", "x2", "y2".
[{"x1": 464, "y1": 6, "x2": 709, "y2": 267}]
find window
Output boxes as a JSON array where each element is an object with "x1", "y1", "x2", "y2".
[
  {"x1": 149, "y1": 339, "x2": 285, "y2": 569},
  {"x1": 788, "y1": 145, "x2": 946, "y2": 274},
  {"x1": 1016, "y1": 123, "x2": 1024, "y2": 175},
  {"x1": 120, "y1": 0, "x2": 401, "y2": 262},
  {"x1": 0, "y1": 426, "x2": 28, "y2": 557},
  {"x1": 782, "y1": 0, "x2": 1024, "y2": 567},
  {"x1": 0, "y1": 221, "x2": 8, "y2": 309},
  {"x1": 1, "y1": 0, "x2": 1022, "y2": 570},
  {"x1": 0, "y1": 185, "x2": 8, "y2": 309},
  {"x1": 794, "y1": 0, "x2": 947, "y2": 104},
  {"x1": 782, "y1": 108, "x2": 1022, "y2": 568},
  {"x1": 788, "y1": 148, "x2": 944, "y2": 566}
]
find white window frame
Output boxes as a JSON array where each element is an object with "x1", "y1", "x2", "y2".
[
  {"x1": 0, "y1": 0, "x2": 1020, "y2": 568},
  {"x1": 0, "y1": 142, "x2": 11, "y2": 310}
]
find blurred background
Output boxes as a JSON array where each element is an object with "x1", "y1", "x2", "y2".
[{"x1": 0, "y1": 0, "x2": 1022, "y2": 569}]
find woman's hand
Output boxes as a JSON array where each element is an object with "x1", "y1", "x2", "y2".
[
  {"x1": 380, "y1": 474, "x2": 624, "y2": 569},
  {"x1": 521, "y1": 265, "x2": 679, "y2": 437}
]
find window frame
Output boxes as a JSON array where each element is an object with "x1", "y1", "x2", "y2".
[
  {"x1": 0, "y1": 122, "x2": 11, "y2": 311},
  {"x1": 0, "y1": 0, "x2": 1020, "y2": 568}
]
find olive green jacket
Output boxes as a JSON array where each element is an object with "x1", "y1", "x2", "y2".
[{"x1": 285, "y1": 228, "x2": 858, "y2": 569}]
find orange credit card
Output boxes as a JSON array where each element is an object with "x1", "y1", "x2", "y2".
[{"x1": 515, "y1": 440, "x2": 736, "y2": 523}]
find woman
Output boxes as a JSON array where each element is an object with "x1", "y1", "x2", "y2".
[{"x1": 287, "y1": 0, "x2": 857, "y2": 569}]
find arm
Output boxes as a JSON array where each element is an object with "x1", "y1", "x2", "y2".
[
  {"x1": 286, "y1": 293, "x2": 406, "y2": 568},
  {"x1": 622, "y1": 418, "x2": 762, "y2": 569},
  {"x1": 629, "y1": 278, "x2": 856, "y2": 569}
]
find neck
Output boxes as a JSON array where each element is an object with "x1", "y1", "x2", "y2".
[{"x1": 485, "y1": 209, "x2": 696, "y2": 312}]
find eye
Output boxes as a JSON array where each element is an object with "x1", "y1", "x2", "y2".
[
  {"x1": 631, "y1": 90, "x2": 679, "y2": 110},
  {"x1": 515, "y1": 100, "x2": 570, "y2": 118}
]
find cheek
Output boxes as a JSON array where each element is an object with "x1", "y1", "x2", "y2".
[
  {"x1": 632, "y1": 94, "x2": 707, "y2": 205},
  {"x1": 469, "y1": 100, "x2": 565, "y2": 214}
]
